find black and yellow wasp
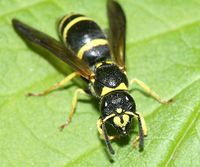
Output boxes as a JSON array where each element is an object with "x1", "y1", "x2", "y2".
[{"x1": 12, "y1": 0, "x2": 173, "y2": 154}]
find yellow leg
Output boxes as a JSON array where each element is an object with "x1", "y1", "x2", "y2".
[
  {"x1": 59, "y1": 88, "x2": 86, "y2": 131},
  {"x1": 125, "y1": 111, "x2": 147, "y2": 149},
  {"x1": 97, "y1": 117, "x2": 120, "y2": 140},
  {"x1": 130, "y1": 78, "x2": 173, "y2": 104},
  {"x1": 27, "y1": 72, "x2": 79, "y2": 96},
  {"x1": 133, "y1": 136, "x2": 140, "y2": 149},
  {"x1": 135, "y1": 112, "x2": 147, "y2": 136}
]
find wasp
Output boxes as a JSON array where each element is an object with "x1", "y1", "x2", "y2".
[{"x1": 12, "y1": 0, "x2": 173, "y2": 154}]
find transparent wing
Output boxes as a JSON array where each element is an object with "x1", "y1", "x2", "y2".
[
  {"x1": 107, "y1": 0, "x2": 126, "y2": 68},
  {"x1": 12, "y1": 19, "x2": 93, "y2": 79}
]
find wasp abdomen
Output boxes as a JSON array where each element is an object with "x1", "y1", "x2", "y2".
[{"x1": 58, "y1": 14, "x2": 110, "y2": 67}]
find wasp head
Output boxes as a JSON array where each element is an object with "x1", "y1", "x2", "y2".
[{"x1": 100, "y1": 91, "x2": 136, "y2": 136}]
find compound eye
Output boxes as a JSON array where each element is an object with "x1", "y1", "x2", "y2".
[{"x1": 124, "y1": 94, "x2": 135, "y2": 111}]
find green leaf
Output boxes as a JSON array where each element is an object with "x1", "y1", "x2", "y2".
[{"x1": 0, "y1": 0, "x2": 200, "y2": 166}]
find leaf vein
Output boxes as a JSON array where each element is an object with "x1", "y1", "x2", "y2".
[{"x1": 164, "y1": 102, "x2": 200, "y2": 167}]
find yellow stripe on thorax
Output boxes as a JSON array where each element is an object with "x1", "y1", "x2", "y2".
[
  {"x1": 63, "y1": 16, "x2": 93, "y2": 43},
  {"x1": 95, "y1": 61, "x2": 113, "y2": 68},
  {"x1": 77, "y1": 39, "x2": 108, "y2": 59},
  {"x1": 101, "y1": 82, "x2": 127, "y2": 96}
]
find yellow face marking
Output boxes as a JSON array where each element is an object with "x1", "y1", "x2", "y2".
[
  {"x1": 77, "y1": 39, "x2": 108, "y2": 59},
  {"x1": 116, "y1": 108, "x2": 122, "y2": 114},
  {"x1": 63, "y1": 16, "x2": 93, "y2": 43},
  {"x1": 101, "y1": 82, "x2": 128, "y2": 96},
  {"x1": 123, "y1": 114, "x2": 130, "y2": 125},
  {"x1": 113, "y1": 116, "x2": 121, "y2": 126},
  {"x1": 113, "y1": 114, "x2": 130, "y2": 127}
]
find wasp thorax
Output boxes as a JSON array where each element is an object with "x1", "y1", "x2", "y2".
[{"x1": 100, "y1": 91, "x2": 136, "y2": 136}]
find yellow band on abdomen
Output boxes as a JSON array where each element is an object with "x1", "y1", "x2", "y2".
[
  {"x1": 63, "y1": 16, "x2": 92, "y2": 43},
  {"x1": 77, "y1": 39, "x2": 108, "y2": 59}
]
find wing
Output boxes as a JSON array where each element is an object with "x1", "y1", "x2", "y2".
[
  {"x1": 107, "y1": 0, "x2": 126, "y2": 68},
  {"x1": 12, "y1": 19, "x2": 93, "y2": 80}
]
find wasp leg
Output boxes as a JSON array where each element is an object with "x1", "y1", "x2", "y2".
[
  {"x1": 133, "y1": 112, "x2": 148, "y2": 149},
  {"x1": 97, "y1": 117, "x2": 120, "y2": 140},
  {"x1": 130, "y1": 78, "x2": 173, "y2": 104},
  {"x1": 125, "y1": 111, "x2": 147, "y2": 149},
  {"x1": 101, "y1": 119, "x2": 115, "y2": 154},
  {"x1": 59, "y1": 88, "x2": 87, "y2": 131},
  {"x1": 27, "y1": 72, "x2": 79, "y2": 96}
]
